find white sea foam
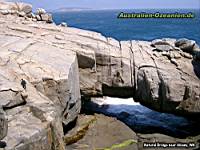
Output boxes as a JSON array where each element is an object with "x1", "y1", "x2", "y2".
[{"x1": 93, "y1": 97, "x2": 139, "y2": 105}]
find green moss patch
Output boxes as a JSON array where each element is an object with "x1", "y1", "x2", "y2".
[
  {"x1": 64, "y1": 116, "x2": 96, "y2": 145},
  {"x1": 96, "y1": 139, "x2": 137, "y2": 150}
]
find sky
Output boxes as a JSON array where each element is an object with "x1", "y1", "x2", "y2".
[{"x1": 9, "y1": 0, "x2": 200, "y2": 11}]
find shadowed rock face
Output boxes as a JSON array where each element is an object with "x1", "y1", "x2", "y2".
[
  {"x1": 0, "y1": 107, "x2": 7, "y2": 140},
  {"x1": 0, "y1": 2, "x2": 200, "y2": 150}
]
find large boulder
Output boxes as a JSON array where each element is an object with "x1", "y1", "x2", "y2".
[
  {"x1": 0, "y1": 2, "x2": 32, "y2": 15},
  {"x1": 131, "y1": 40, "x2": 200, "y2": 115},
  {"x1": 151, "y1": 39, "x2": 174, "y2": 47},
  {"x1": 36, "y1": 8, "x2": 53, "y2": 23},
  {"x1": 151, "y1": 39, "x2": 178, "y2": 52},
  {"x1": 36, "y1": 8, "x2": 46, "y2": 15},
  {"x1": 15, "y1": 2, "x2": 32, "y2": 14},
  {"x1": 175, "y1": 38, "x2": 196, "y2": 53},
  {"x1": 154, "y1": 44, "x2": 173, "y2": 52},
  {"x1": 40, "y1": 13, "x2": 53, "y2": 23}
]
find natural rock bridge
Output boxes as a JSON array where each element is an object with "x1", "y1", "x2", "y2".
[{"x1": 0, "y1": 1, "x2": 200, "y2": 150}]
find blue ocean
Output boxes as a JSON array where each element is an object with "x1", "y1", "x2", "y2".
[{"x1": 52, "y1": 9, "x2": 200, "y2": 44}]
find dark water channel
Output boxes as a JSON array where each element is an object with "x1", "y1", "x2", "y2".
[{"x1": 82, "y1": 97, "x2": 200, "y2": 138}]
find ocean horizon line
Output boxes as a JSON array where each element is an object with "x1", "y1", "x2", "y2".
[{"x1": 50, "y1": 8, "x2": 199, "y2": 13}]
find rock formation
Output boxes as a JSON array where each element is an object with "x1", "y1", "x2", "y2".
[
  {"x1": 0, "y1": 1, "x2": 52, "y2": 23},
  {"x1": 0, "y1": 1, "x2": 200, "y2": 150},
  {"x1": 78, "y1": 36, "x2": 200, "y2": 116},
  {"x1": 0, "y1": 2, "x2": 81, "y2": 149}
]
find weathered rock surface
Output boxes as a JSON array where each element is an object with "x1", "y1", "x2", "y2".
[
  {"x1": 72, "y1": 33, "x2": 200, "y2": 117},
  {"x1": 0, "y1": 40, "x2": 81, "y2": 149},
  {"x1": 77, "y1": 35, "x2": 200, "y2": 116},
  {"x1": 154, "y1": 44, "x2": 173, "y2": 52},
  {"x1": 0, "y1": 6, "x2": 81, "y2": 149},
  {"x1": 133, "y1": 40, "x2": 200, "y2": 115},
  {"x1": 0, "y1": 1, "x2": 200, "y2": 149},
  {"x1": 66, "y1": 114, "x2": 138, "y2": 150}
]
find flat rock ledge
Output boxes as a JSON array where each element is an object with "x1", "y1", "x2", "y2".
[
  {"x1": 65, "y1": 114, "x2": 138, "y2": 150},
  {"x1": 0, "y1": 1, "x2": 200, "y2": 150}
]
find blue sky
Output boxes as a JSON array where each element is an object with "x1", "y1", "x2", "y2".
[{"x1": 9, "y1": 0, "x2": 200, "y2": 10}]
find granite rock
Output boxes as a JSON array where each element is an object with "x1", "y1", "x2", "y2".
[
  {"x1": 0, "y1": 2, "x2": 32, "y2": 15},
  {"x1": 175, "y1": 38, "x2": 196, "y2": 53},
  {"x1": 0, "y1": 10, "x2": 81, "y2": 150}
]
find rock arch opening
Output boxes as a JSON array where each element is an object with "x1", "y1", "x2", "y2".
[{"x1": 81, "y1": 96, "x2": 200, "y2": 138}]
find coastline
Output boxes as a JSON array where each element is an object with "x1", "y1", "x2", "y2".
[
  {"x1": 52, "y1": 9, "x2": 200, "y2": 44},
  {"x1": 0, "y1": 1, "x2": 200, "y2": 150}
]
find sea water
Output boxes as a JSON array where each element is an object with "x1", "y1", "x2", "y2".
[{"x1": 53, "y1": 9, "x2": 200, "y2": 44}]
